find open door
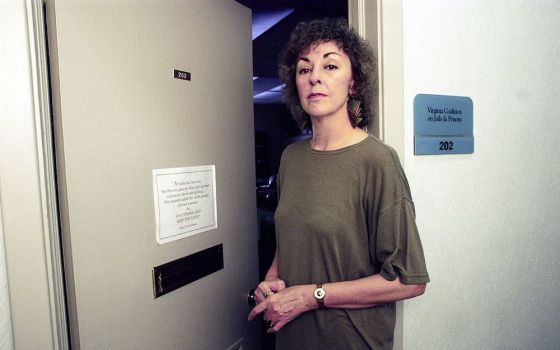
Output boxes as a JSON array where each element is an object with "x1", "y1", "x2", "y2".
[{"x1": 46, "y1": 0, "x2": 259, "y2": 348}]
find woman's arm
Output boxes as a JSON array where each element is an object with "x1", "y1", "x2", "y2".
[
  {"x1": 265, "y1": 249, "x2": 280, "y2": 280},
  {"x1": 248, "y1": 269, "x2": 426, "y2": 332},
  {"x1": 317, "y1": 274, "x2": 426, "y2": 309}
]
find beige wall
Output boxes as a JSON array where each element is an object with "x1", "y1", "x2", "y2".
[
  {"x1": 0, "y1": 205, "x2": 13, "y2": 349},
  {"x1": 401, "y1": 1, "x2": 560, "y2": 348}
]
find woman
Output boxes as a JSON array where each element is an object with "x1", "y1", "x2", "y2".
[{"x1": 248, "y1": 18, "x2": 429, "y2": 349}]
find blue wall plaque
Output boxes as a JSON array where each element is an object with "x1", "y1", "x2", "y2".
[{"x1": 414, "y1": 94, "x2": 474, "y2": 155}]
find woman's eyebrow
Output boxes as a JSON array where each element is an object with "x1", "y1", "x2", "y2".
[
  {"x1": 297, "y1": 52, "x2": 341, "y2": 63},
  {"x1": 323, "y1": 52, "x2": 342, "y2": 58}
]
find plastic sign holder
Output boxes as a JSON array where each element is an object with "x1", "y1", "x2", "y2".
[{"x1": 414, "y1": 94, "x2": 474, "y2": 155}]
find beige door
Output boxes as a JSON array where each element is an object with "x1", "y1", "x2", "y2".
[{"x1": 47, "y1": 0, "x2": 258, "y2": 348}]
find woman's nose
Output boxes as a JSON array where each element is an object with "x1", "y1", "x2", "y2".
[{"x1": 310, "y1": 70, "x2": 322, "y2": 85}]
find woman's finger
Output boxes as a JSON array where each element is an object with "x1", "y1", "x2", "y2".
[
  {"x1": 263, "y1": 279, "x2": 286, "y2": 292},
  {"x1": 247, "y1": 301, "x2": 267, "y2": 321},
  {"x1": 266, "y1": 319, "x2": 286, "y2": 333},
  {"x1": 254, "y1": 288, "x2": 268, "y2": 304},
  {"x1": 256, "y1": 282, "x2": 276, "y2": 303}
]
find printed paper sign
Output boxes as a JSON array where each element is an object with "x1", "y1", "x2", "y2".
[{"x1": 153, "y1": 166, "x2": 217, "y2": 244}]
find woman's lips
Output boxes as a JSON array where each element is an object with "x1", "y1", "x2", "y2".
[{"x1": 308, "y1": 93, "x2": 326, "y2": 99}]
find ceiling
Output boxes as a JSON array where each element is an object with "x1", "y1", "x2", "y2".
[{"x1": 235, "y1": 0, "x2": 347, "y2": 104}]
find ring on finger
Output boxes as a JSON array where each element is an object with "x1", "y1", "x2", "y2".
[
  {"x1": 264, "y1": 319, "x2": 274, "y2": 328},
  {"x1": 263, "y1": 290, "x2": 274, "y2": 298}
]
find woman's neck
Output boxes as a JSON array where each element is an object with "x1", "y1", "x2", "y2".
[{"x1": 310, "y1": 114, "x2": 368, "y2": 151}]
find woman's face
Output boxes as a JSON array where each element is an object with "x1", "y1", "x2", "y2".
[{"x1": 295, "y1": 41, "x2": 354, "y2": 120}]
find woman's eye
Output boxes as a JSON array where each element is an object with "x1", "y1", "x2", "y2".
[
  {"x1": 325, "y1": 64, "x2": 338, "y2": 70},
  {"x1": 298, "y1": 68, "x2": 310, "y2": 75}
]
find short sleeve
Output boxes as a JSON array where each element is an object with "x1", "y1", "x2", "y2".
[{"x1": 375, "y1": 198, "x2": 430, "y2": 284}]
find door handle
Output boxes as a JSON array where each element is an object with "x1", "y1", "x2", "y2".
[{"x1": 247, "y1": 288, "x2": 256, "y2": 306}]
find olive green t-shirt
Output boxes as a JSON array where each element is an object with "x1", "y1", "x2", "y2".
[{"x1": 274, "y1": 135, "x2": 429, "y2": 350}]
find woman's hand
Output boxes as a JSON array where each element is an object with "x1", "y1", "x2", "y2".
[
  {"x1": 252, "y1": 249, "x2": 285, "y2": 304},
  {"x1": 248, "y1": 284, "x2": 316, "y2": 333},
  {"x1": 252, "y1": 277, "x2": 286, "y2": 305}
]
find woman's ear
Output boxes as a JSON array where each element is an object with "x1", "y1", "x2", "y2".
[{"x1": 348, "y1": 80, "x2": 355, "y2": 96}]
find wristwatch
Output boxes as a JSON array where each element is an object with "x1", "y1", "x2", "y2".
[{"x1": 313, "y1": 284, "x2": 326, "y2": 308}]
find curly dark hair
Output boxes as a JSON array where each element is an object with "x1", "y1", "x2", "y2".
[{"x1": 278, "y1": 18, "x2": 377, "y2": 129}]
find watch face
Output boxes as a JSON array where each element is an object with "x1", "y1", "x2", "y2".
[{"x1": 314, "y1": 288, "x2": 325, "y2": 299}]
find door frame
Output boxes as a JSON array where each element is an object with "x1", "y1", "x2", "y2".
[
  {"x1": 349, "y1": 0, "x2": 404, "y2": 159},
  {"x1": 1, "y1": 0, "x2": 69, "y2": 348},
  {"x1": 25, "y1": 0, "x2": 69, "y2": 349},
  {"x1": 349, "y1": 1, "x2": 406, "y2": 349}
]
